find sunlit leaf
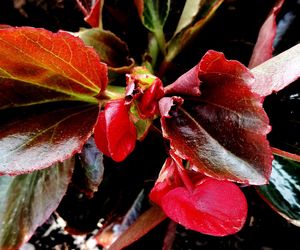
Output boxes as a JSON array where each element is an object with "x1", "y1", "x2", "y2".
[
  {"x1": 251, "y1": 43, "x2": 300, "y2": 96},
  {"x1": 0, "y1": 158, "x2": 75, "y2": 250},
  {"x1": 0, "y1": 27, "x2": 107, "y2": 106}
]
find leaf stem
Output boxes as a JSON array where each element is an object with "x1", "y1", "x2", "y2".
[{"x1": 101, "y1": 85, "x2": 125, "y2": 100}]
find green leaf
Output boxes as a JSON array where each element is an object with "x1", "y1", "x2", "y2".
[
  {"x1": 79, "y1": 28, "x2": 134, "y2": 73},
  {"x1": 136, "y1": 0, "x2": 170, "y2": 31},
  {"x1": 166, "y1": 0, "x2": 223, "y2": 62},
  {"x1": 135, "y1": 0, "x2": 170, "y2": 52},
  {"x1": 257, "y1": 154, "x2": 300, "y2": 226},
  {"x1": 0, "y1": 158, "x2": 75, "y2": 250},
  {"x1": 173, "y1": 0, "x2": 204, "y2": 37}
]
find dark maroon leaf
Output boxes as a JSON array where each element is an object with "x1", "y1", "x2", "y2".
[
  {"x1": 161, "y1": 50, "x2": 272, "y2": 185},
  {"x1": 161, "y1": 177, "x2": 247, "y2": 236},
  {"x1": 0, "y1": 157, "x2": 74, "y2": 250},
  {"x1": 248, "y1": 0, "x2": 285, "y2": 68},
  {"x1": 94, "y1": 99, "x2": 137, "y2": 162},
  {"x1": 0, "y1": 102, "x2": 98, "y2": 175}
]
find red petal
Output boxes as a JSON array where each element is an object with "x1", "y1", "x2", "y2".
[
  {"x1": 161, "y1": 178, "x2": 248, "y2": 236},
  {"x1": 149, "y1": 157, "x2": 182, "y2": 206},
  {"x1": 138, "y1": 78, "x2": 164, "y2": 118},
  {"x1": 94, "y1": 99, "x2": 136, "y2": 162}
]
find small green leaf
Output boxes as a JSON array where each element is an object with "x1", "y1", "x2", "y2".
[
  {"x1": 79, "y1": 28, "x2": 134, "y2": 73},
  {"x1": 257, "y1": 154, "x2": 300, "y2": 226},
  {"x1": 135, "y1": 0, "x2": 170, "y2": 53},
  {"x1": 0, "y1": 158, "x2": 75, "y2": 250}
]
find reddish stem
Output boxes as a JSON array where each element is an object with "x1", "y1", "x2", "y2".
[
  {"x1": 272, "y1": 147, "x2": 300, "y2": 162},
  {"x1": 171, "y1": 153, "x2": 194, "y2": 192}
]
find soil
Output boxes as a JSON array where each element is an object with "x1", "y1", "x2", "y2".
[{"x1": 1, "y1": 0, "x2": 300, "y2": 249}]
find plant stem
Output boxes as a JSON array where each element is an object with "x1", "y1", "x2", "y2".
[{"x1": 101, "y1": 85, "x2": 125, "y2": 100}]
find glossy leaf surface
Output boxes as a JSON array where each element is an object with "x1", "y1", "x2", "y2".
[
  {"x1": 0, "y1": 102, "x2": 98, "y2": 175},
  {"x1": 79, "y1": 29, "x2": 134, "y2": 72},
  {"x1": 161, "y1": 178, "x2": 247, "y2": 236},
  {"x1": 0, "y1": 27, "x2": 107, "y2": 175},
  {"x1": 248, "y1": 0, "x2": 284, "y2": 68},
  {"x1": 161, "y1": 51, "x2": 272, "y2": 185},
  {"x1": 0, "y1": 158, "x2": 74, "y2": 250},
  {"x1": 257, "y1": 154, "x2": 300, "y2": 226},
  {"x1": 94, "y1": 99, "x2": 137, "y2": 162}
]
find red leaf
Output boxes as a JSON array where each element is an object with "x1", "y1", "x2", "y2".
[
  {"x1": 149, "y1": 157, "x2": 182, "y2": 206},
  {"x1": 248, "y1": 0, "x2": 285, "y2": 68},
  {"x1": 251, "y1": 43, "x2": 300, "y2": 96},
  {"x1": 94, "y1": 99, "x2": 137, "y2": 162},
  {"x1": 161, "y1": 50, "x2": 272, "y2": 185},
  {"x1": 164, "y1": 64, "x2": 201, "y2": 96},
  {"x1": 85, "y1": 0, "x2": 101, "y2": 27},
  {"x1": 0, "y1": 27, "x2": 108, "y2": 101},
  {"x1": 161, "y1": 177, "x2": 247, "y2": 236},
  {"x1": 0, "y1": 27, "x2": 108, "y2": 175}
]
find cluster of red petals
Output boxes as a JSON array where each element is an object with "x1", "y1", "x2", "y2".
[
  {"x1": 150, "y1": 153, "x2": 248, "y2": 236},
  {"x1": 125, "y1": 67, "x2": 164, "y2": 119},
  {"x1": 94, "y1": 67, "x2": 164, "y2": 162}
]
